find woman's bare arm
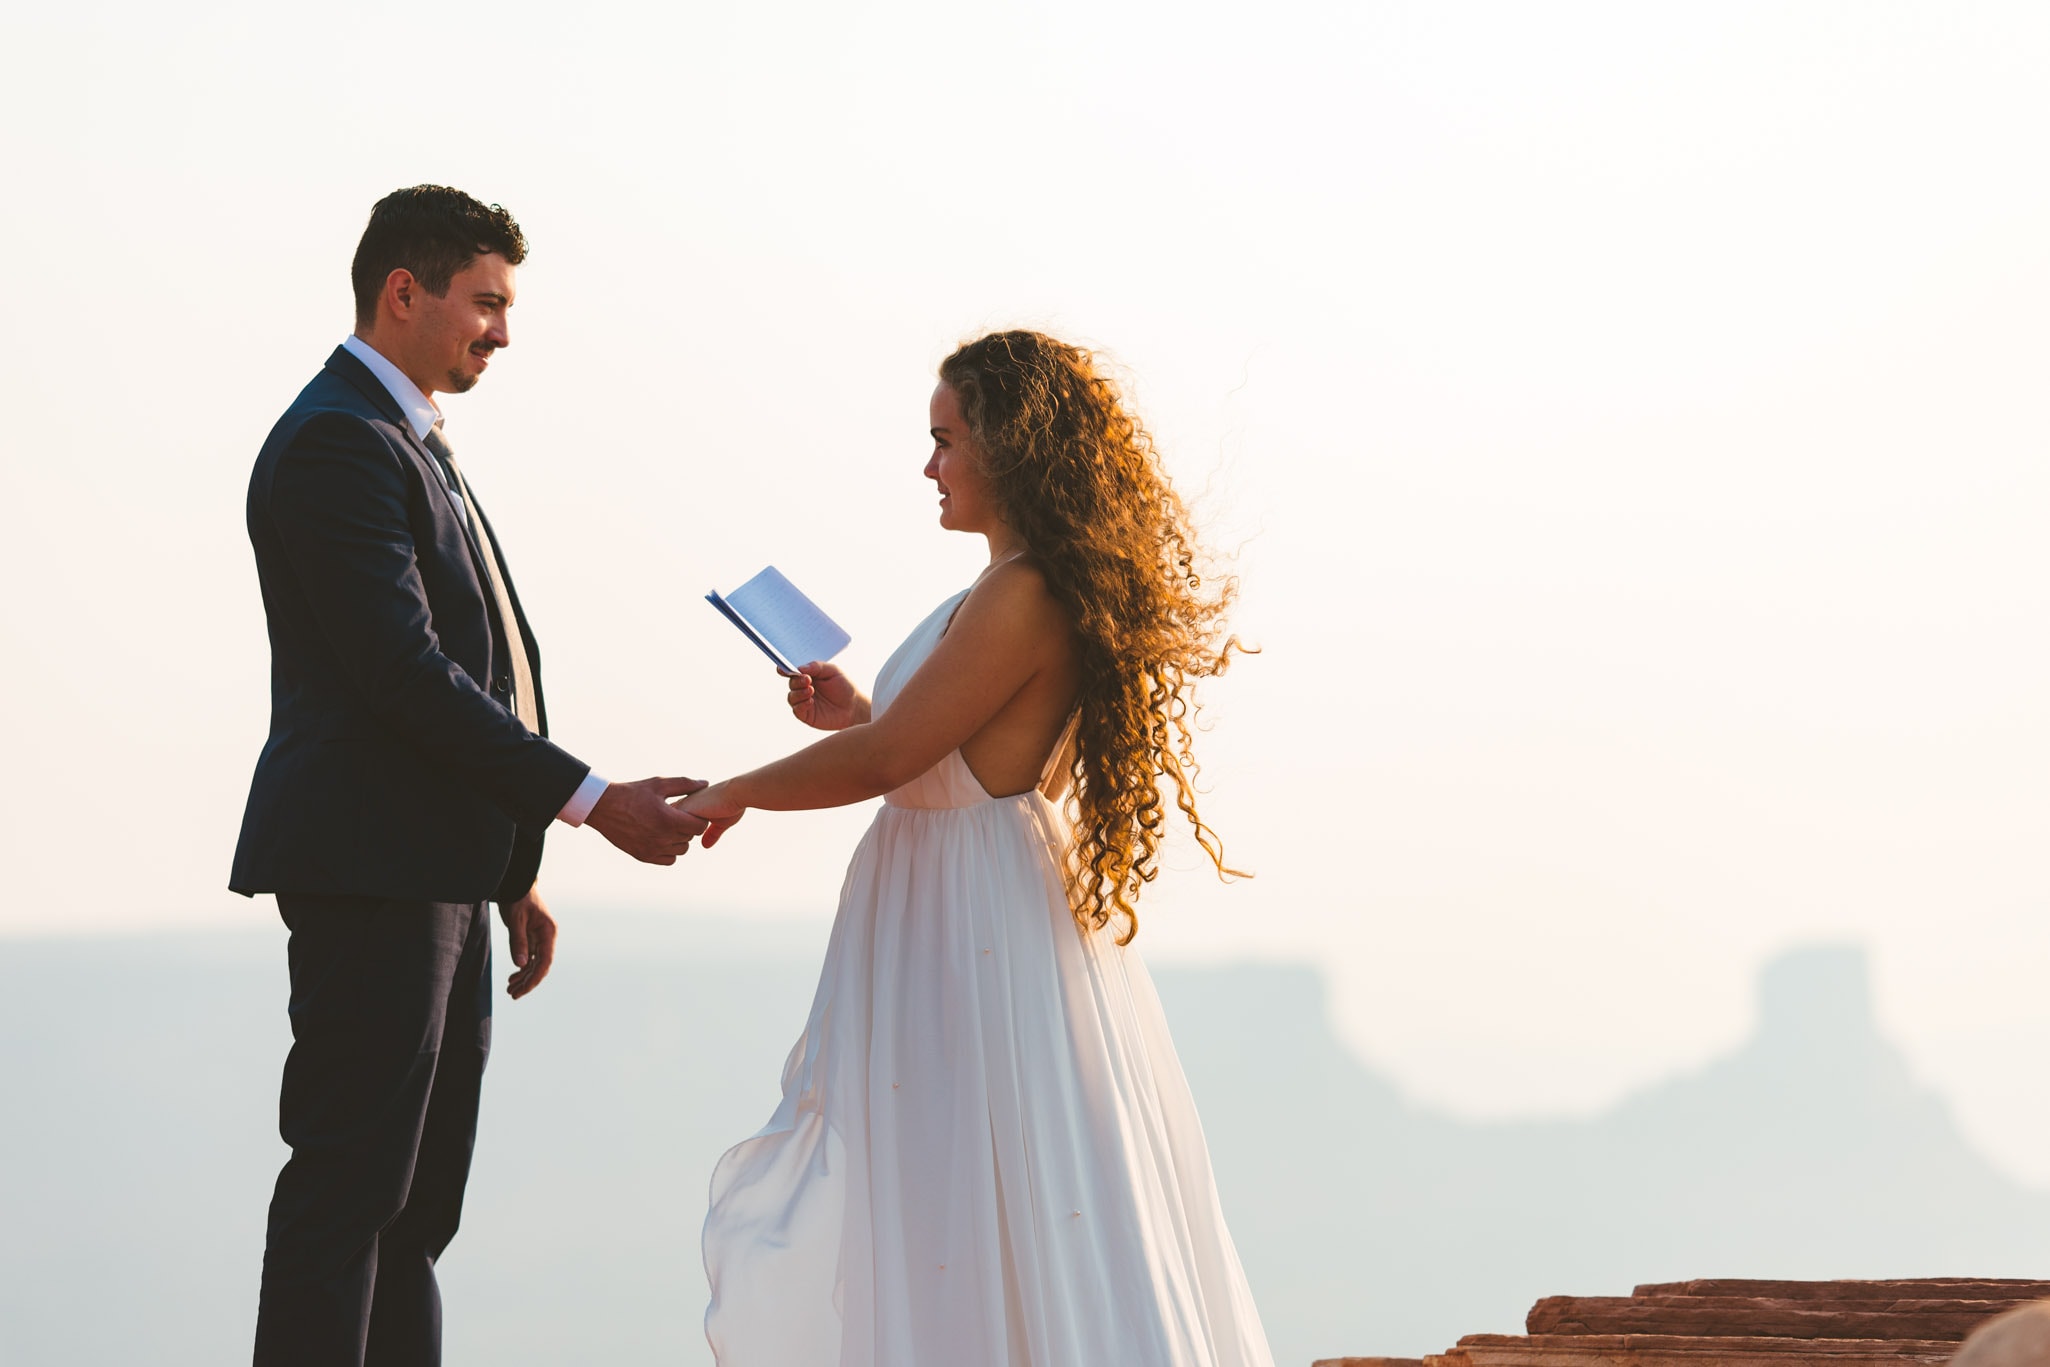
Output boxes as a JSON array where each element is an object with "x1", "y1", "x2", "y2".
[{"x1": 687, "y1": 563, "x2": 1070, "y2": 820}]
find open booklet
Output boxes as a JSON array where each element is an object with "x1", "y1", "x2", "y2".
[{"x1": 706, "y1": 566, "x2": 851, "y2": 674}]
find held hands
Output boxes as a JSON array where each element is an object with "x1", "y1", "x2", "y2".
[
  {"x1": 679, "y1": 781, "x2": 745, "y2": 849},
  {"x1": 627, "y1": 662, "x2": 863, "y2": 856},
  {"x1": 586, "y1": 775, "x2": 711, "y2": 865},
  {"x1": 786, "y1": 660, "x2": 867, "y2": 731},
  {"x1": 683, "y1": 660, "x2": 861, "y2": 848}
]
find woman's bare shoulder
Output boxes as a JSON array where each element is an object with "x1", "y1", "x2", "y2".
[{"x1": 955, "y1": 557, "x2": 1072, "y2": 643}]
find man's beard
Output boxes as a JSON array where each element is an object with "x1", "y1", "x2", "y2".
[{"x1": 444, "y1": 366, "x2": 480, "y2": 394}]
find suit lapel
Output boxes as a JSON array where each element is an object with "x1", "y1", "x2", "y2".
[
  {"x1": 326, "y1": 346, "x2": 503, "y2": 639},
  {"x1": 321, "y1": 348, "x2": 537, "y2": 713},
  {"x1": 419, "y1": 440, "x2": 497, "y2": 594},
  {"x1": 465, "y1": 487, "x2": 541, "y2": 680},
  {"x1": 442, "y1": 446, "x2": 544, "y2": 729}
]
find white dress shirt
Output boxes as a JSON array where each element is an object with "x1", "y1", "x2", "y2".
[{"x1": 340, "y1": 335, "x2": 609, "y2": 827}]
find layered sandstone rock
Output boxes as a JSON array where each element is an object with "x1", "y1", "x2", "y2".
[{"x1": 1315, "y1": 1278, "x2": 2050, "y2": 1367}]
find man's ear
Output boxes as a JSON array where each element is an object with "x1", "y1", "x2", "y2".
[{"x1": 382, "y1": 267, "x2": 418, "y2": 322}]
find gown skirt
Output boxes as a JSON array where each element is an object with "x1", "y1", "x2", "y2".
[{"x1": 701, "y1": 590, "x2": 1275, "y2": 1367}]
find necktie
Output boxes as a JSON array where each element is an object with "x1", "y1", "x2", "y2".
[{"x1": 425, "y1": 424, "x2": 539, "y2": 732}]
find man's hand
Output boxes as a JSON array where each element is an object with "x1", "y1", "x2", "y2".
[
  {"x1": 585, "y1": 775, "x2": 711, "y2": 865},
  {"x1": 500, "y1": 886, "x2": 558, "y2": 1000}
]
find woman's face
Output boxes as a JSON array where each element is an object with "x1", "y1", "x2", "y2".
[{"x1": 926, "y1": 382, "x2": 997, "y2": 534}]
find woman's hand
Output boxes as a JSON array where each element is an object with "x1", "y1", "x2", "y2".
[
  {"x1": 679, "y1": 780, "x2": 747, "y2": 848},
  {"x1": 786, "y1": 660, "x2": 868, "y2": 731}
]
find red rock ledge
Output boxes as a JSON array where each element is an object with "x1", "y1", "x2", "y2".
[{"x1": 1315, "y1": 1278, "x2": 2050, "y2": 1367}]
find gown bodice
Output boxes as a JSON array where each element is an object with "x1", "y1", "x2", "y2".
[{"x1": 872, "y1": 589, "x2": 1014, "y2": 812}]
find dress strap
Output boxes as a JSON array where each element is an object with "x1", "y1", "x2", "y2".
[{"x1": 1037, "y1": 709, "x2": 1082, "y2": 792}]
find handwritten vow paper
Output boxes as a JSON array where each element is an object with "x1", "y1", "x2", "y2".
[{"x1": 706, "y1": 566, "x2": 850, "y2": 674}]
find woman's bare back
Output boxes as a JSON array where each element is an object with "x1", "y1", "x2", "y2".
[{"x1": 949, "y1": 561, "x2": 1082, "y2": 800}]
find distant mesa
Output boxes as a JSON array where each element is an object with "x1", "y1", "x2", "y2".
[
  {"x1": 1759, "y1": 944, "x2": 1876, "y2": 1045},
  {"x1": 4, "y1": 930, "x2": 2046, "y2": 1367},
  {"x1": 1310, "y1": 1277, "x2": 2050, "y2": 1367},
  {"x1": 1161, "y1": 940, "x2": 2050, "y2": 1366}
]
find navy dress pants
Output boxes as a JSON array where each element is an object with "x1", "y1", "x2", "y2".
[{"x1": 253, "y1": 894, "x2": 493, "y2": 1367}]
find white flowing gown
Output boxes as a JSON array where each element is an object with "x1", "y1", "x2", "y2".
[{"x1": 701, "y1": 588, "x2": 1275, "y2": 1367}]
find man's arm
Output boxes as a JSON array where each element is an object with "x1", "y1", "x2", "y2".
[
  {"x1": 271, "y1": 411, "x2": 712, "y2": 865},
  {"x1": 267, "y1": 410, "x2": 589, "y2": 825}
]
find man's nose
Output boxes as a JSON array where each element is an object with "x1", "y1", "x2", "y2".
[{"x1": 487, "y1": 320, "x2": 511, "y2": 348}]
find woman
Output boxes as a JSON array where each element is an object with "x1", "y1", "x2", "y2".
[{"x1": 687, "y1": 330, "x2": 1274, "y2": 1367}]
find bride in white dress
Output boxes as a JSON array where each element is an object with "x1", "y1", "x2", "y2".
[{"x1": 683, "y1": 330, "x2": 1274, "y2": 1367}]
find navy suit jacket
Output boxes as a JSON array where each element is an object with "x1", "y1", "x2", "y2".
[{"x1": 230, "y1": 346, "x2": 590, "y2": 905}]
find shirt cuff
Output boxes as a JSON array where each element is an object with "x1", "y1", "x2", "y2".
[{"x1": 557, "y1": 771, "x2": 609, "y2": 826}]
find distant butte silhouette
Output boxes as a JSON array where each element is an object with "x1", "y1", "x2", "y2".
[
  {"x1": 1, "y1": 933, "x2": 2045, "y2": 1366},
  {"x1": 1159, "y1": 943, "x2": 2050, "y2": 1365}
]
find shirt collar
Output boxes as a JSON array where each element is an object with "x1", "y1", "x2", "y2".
[{"x1": 341, "y1": 334, "x2": 442, "y2": 443}]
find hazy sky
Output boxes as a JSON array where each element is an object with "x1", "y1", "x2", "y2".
[{"x1": 4, "y1": 3, "x2": 2046, "y2": 1184}]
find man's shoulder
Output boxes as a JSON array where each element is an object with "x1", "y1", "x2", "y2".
[
  {"x1": 258, "y1": 355, "x2": 411, "y2": 468},
  {"x1": 284, "y1": 350, "x2": 396, "y2": 427}
]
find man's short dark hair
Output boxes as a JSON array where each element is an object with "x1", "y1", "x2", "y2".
[{"x1": 351, "y1": 185, "x2": 528, "y2": 328}]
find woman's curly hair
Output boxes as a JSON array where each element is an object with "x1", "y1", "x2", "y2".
[{"x1": 939, "y1": 330, "x2": 1247, "y2": 944}]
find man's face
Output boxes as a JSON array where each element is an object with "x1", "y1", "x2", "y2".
[{"x1": 413, "y1": 253, "x2": 515, "y2": 394}]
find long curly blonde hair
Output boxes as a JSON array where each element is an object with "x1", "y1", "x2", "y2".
[{"x1": 939, "y1": 330, "x2": 1247, "y2": 943}]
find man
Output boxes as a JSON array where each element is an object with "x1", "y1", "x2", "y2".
[{"x1": 231, "y1": 185, "x2": 705, "y2": 1367}]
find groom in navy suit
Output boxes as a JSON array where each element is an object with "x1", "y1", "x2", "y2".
[{"x1": 232, "y1": 185, "x2": 707, "y2": 1367}]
